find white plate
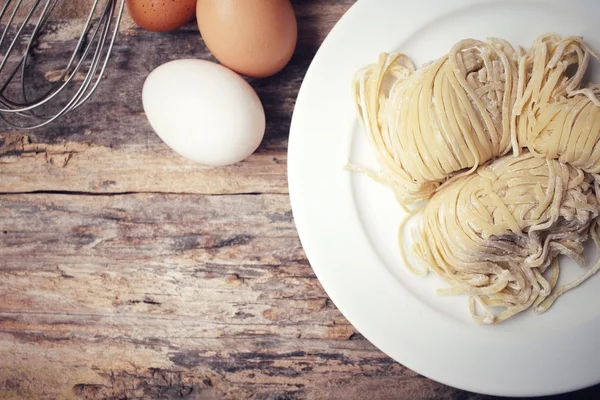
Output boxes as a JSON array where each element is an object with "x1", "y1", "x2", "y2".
[{"x1": 288, "y1": 0, "x2": 600, "y2": 396}]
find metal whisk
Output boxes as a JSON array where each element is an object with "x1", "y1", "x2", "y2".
[{"x1": 0, "y1": 0, "x2": 125, "y2": 129}]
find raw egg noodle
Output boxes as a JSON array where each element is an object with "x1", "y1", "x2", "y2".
[
  {"x1": 354, "y1": 38, "x2": 519, "y2": 205},
  {"x1": 411, "y1": 152, "x2": 600, "y2": 323},
  {"x1": 353, "y1": 34, "x2": 600, "y2": 323}
]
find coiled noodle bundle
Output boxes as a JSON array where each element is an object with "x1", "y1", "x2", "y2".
[
  {"x1": 529, "y1": 91, "x2": 600, "y2": 173},
  {"x1": 512, "y1": 34, "x2": 600, "y2": 158},
  {"x1": 412, "y1": 152, "x2": 600, "y2": 323},
  {"x1": 354, "y1": 39, "x2": 519, "y2": 204}
]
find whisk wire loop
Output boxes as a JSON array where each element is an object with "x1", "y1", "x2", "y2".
[{"x1": 0, "y1": 0, "x2": 125, "y2": 129}]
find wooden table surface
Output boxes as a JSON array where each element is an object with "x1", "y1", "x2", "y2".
[{"x1": 0, "y1": 1, "x2": 598, "y2": 399}]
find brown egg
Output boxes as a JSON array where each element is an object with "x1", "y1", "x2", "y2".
[
  {"x1": 126, "y1": 0, "x2": 197, "y2": 32},
  {"x1": 197, "y1": 0, "x2": 297, "y2": 78}
]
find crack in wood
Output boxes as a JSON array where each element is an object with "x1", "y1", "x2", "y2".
[{"x1": 0, "y1": 190, "x2": 286, "y2": 196}]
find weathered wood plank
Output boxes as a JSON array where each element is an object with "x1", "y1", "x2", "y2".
[
  {"x1": 0, "y1": 133, "x2": 288, "y2": 194},
  {"x1": 1, "y1": 332, "x2": 456, "y2": 400},
  {"x1": 0, "y1": 192, "x2": 462, "y2": 400}
]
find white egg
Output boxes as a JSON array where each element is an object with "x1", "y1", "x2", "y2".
[{"x1": 142, "y1": 59, "x2": 265, "y2": 166}]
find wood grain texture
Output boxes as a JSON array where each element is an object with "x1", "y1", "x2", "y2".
[{"x1": 1, "y1": 1, "x2": 599, "y2": 399}]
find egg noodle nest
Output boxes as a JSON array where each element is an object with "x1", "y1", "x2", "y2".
[{"x1": 353, "y1": 34, "x2": 600, "y2": 323}]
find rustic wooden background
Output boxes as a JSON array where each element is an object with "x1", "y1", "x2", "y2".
[{"x1": 1, "y1": 1, "x2": 599, "y2": 399}]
